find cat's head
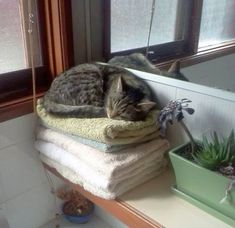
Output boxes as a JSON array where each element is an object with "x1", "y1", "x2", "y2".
[
  {"x1": 168, "y1": 60, "x2": 189, "y2": 81},
  {"x1": 106, "y1": 77, "x2": 156, "y2": 121}
]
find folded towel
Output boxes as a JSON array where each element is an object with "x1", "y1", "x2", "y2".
[
  {"x1": 39, "y1": 124, "x2": 160, "y2": 152},
  {"x1": 36, "y1": 126, "x2": 169, "y2": 179},
  {"x1": 37, "y1": 99, "x2": 159, "y2": 145},
  {"x1": 35, "y1": 139, "x2": 167, "y2": 190},
  {"x1": 37, "y1": 141, "x2": 164, "y2": 192},
  {"x1": 59, "y1": 129, "x2": 160, "y2": 153},
  {"x1": 40, "y1": 154, "x2": 168, "y2": 199},
  {"x1": 66, "y1": 135, "x2": 140, "y2": 153}
]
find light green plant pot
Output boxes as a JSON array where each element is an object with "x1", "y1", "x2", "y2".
[{"x1": 169, "y1": 142, "x2": 235, "y2": 225}]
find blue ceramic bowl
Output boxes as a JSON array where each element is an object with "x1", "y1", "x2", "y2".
[
  {"x1": 62, "y1": 202, "x2": 94, "y2": 224},
  {"x1": 64, "y1": 213, "x2": 93, "y2": 224}
]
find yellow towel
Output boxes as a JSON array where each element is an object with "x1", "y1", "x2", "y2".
[{"x1": 37, "y1": 98, "x2": 159, "y2": 145}]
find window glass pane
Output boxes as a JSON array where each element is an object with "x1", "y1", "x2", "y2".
[
  {"x1": 199, "y1": 0, "x2": 235, "y2": 48},
  {"x1": 0, "y1": 0, "x2": 42, "y2": 74},
  {"x1": 110, "y1": 0, "x2": 188, "y2": 53},
  {"x1": 149, "y1": 0, "x2": 183, "y2": 46},
  {"x1": 0, "y1": 0, "x2": 25, "y2": 73}
]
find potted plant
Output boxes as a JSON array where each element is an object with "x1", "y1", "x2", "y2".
[
  {"x1": 62, "y1": 199, "x2": 94, "y2": 224},
  {"x1": 56, "y1": 188, "x2": 94, "y2": 224},
  {"x1": 159, "y1": 99, "x2": 235, "y2": 226}
]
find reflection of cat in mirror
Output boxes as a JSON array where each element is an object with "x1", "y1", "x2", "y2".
[
  {"x1": 108, "y1": 53, "x2": 189, "y2": 81},
  {"x1": 42, "y1": 63, "x2": 156, "y2": 121}
]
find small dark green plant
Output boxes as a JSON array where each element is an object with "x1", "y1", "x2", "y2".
[{"x1": 193, "y1": 131, "x2": 235, "y2": 171}]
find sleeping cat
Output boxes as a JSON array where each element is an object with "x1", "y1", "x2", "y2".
[
  {"x1": 108, "y1": 53, "x2": 189, "y2": 81},
  {"x1": 42, "y1": 63, "x2": 156, "y2": 121}
]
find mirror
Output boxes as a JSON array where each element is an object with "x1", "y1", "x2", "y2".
[
  {"x1": 72, "y1": 0, "x2": 235, "y2": 95},
  {"x1": 108, "y1": 0, "x2": 235, "y2": 94},
  {"x1": 181, "y1": 53, "x2": 235, "y2": 93},
  {"x1": 108, "y1": 52, "x2": 235, "y2": 94}
]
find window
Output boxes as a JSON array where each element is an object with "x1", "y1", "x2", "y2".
[
  {"x1": 199, "y1": 0, "x2": 235, "y2": 49},
  {"x1": 0, "y1": 0, "x2": 74, "y2": 122},
  {"x1": 104, "y1": 0, "x2": 235, "y2": 64},
  {"x1": 0, "y1": 0, "x2": 42, "y2": 74},
  {"x1": 105, "y1": 0, "x2": 192, "y2": 62}
]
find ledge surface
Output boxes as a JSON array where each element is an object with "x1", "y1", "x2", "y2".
[
  {"x1": 44, "y1": 163, "x2": 232, "y2": 228},
  {"x1": 120, "y1": 170, "x2": 232, "y2": 228}
]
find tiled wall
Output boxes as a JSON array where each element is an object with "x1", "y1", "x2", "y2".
[{"x1": 0, "y1": 114, "x2": 55, "y2": 228}]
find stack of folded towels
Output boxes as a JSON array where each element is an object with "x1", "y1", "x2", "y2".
[{"x1": 35, "y1": 99, "x2": 170, "y2": 199}]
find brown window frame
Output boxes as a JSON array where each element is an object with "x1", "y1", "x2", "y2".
[
  {"x1": 104, "y1": 0, "x2": 235, "y2": 68},
  {"x1": 0, "y1": 0, "x2": 74, "y2": 122},
  {"x1": 104, "y1": 0, "x2": 200, "y2": 62}
]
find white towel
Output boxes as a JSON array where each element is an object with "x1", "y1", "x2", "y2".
[
  {"x1": 40, "y1": 154, "x2": 168, "y2": 199},
  {"x1": 35, "y1": 140, "x2": 166, "y2": 191},
  {"x1": 36, "y1": 126, "x2": 169, "y2": 179}
]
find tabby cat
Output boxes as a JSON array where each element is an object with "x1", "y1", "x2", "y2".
[
  {"x1": 108, "y1": 53, "x2": 189, "y2": 81},
  {"x1": 42, "y1": 63, "x2": 156, "y2": 121}
]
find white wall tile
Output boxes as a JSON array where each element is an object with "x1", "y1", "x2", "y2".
[
  {"x1": 48, "y1": 172, "x2": 66, "y2": 190},
  {"x1": 147, "y1": 80, "x2": 176, "y2": 108},
  {"x1": 5, "y1": 182, "x2": 55, "y2": 228},
  {"x1": 95, "y1": 206, "x2": 127, "y2": 228},
  {"x1": 0, "y1": 175, "x2": 6, "y2": 204},
  {"x1": 176, "y1": 88, "x2": 235, "y2": 141},
  {"x1": 144, "y1": 77, "x2": 235, "y2": 147},
  {"x1": 0, "y1": 139, "x2": 47, "y2": 202},
  {"x1": 0, "y1": 216, "x2": 9, "y2": 228},
  {"x1": 0, "y1": 203, "x2": 9, "y2": 228},
  {"x1": 0, "y1": 114, "x2": 36, "y2": 150}
]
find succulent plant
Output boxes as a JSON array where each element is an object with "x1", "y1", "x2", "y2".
[
  {"x1": 159, "y1": 99, "x2": 235, "y2": 172},
  {"x1": 193, "y1": 131, "x2": 235, "y2": 170}
]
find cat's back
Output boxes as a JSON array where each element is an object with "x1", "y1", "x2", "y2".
[
  {"x1": 54, "y1": 63, "x2": 102, "y2": 83},
  {"x1": 108, "y1": 53, "x2": 161, "y2": 74},
  {"x1": 46, "y1": 63, "x2": 104, "y2": 105}
]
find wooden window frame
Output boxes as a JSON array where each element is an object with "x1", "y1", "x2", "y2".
[
  {"x1": 0, "y1": 0, "x2": 74, "y2": 122},
  {"x1": 104, "y1": 0, "x2": 201, "y2": 62},
  {"x1": 104, "y1": 0, "x2": 235, "y2": 68}
]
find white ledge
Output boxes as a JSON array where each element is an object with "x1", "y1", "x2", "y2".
[{"x1": 120, "y1": 169, "x2": 232, "y2": 228}]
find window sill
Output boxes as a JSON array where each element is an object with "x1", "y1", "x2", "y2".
[
  {"x1": 0, "y1": 91, "x2": 45, "y2": 123},
  {"x1": 157, "y1": 41, "x2": 235, "y2": 70},
  {"x1": 43, "y1": 163, "x2": 230, "y2": 228}
]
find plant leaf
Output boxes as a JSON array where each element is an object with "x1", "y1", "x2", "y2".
[{"x1": 184, "y1": 107, "x2": 195, "y2": 115}]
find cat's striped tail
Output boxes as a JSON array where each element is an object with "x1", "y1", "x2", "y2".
[{"x1": 42, "y1": 96, "x2": 106, "y2": 118}]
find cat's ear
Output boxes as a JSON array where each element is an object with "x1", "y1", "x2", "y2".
[
  {"x1": 137, "y1": 99, "x2": 156, "y2": 112},
  {"x1": 168, "y1": 60, "x2": 181, "y2": 74},
  {"x1": 116, "y1": 76, "x2": 124, "y2": 93}
]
